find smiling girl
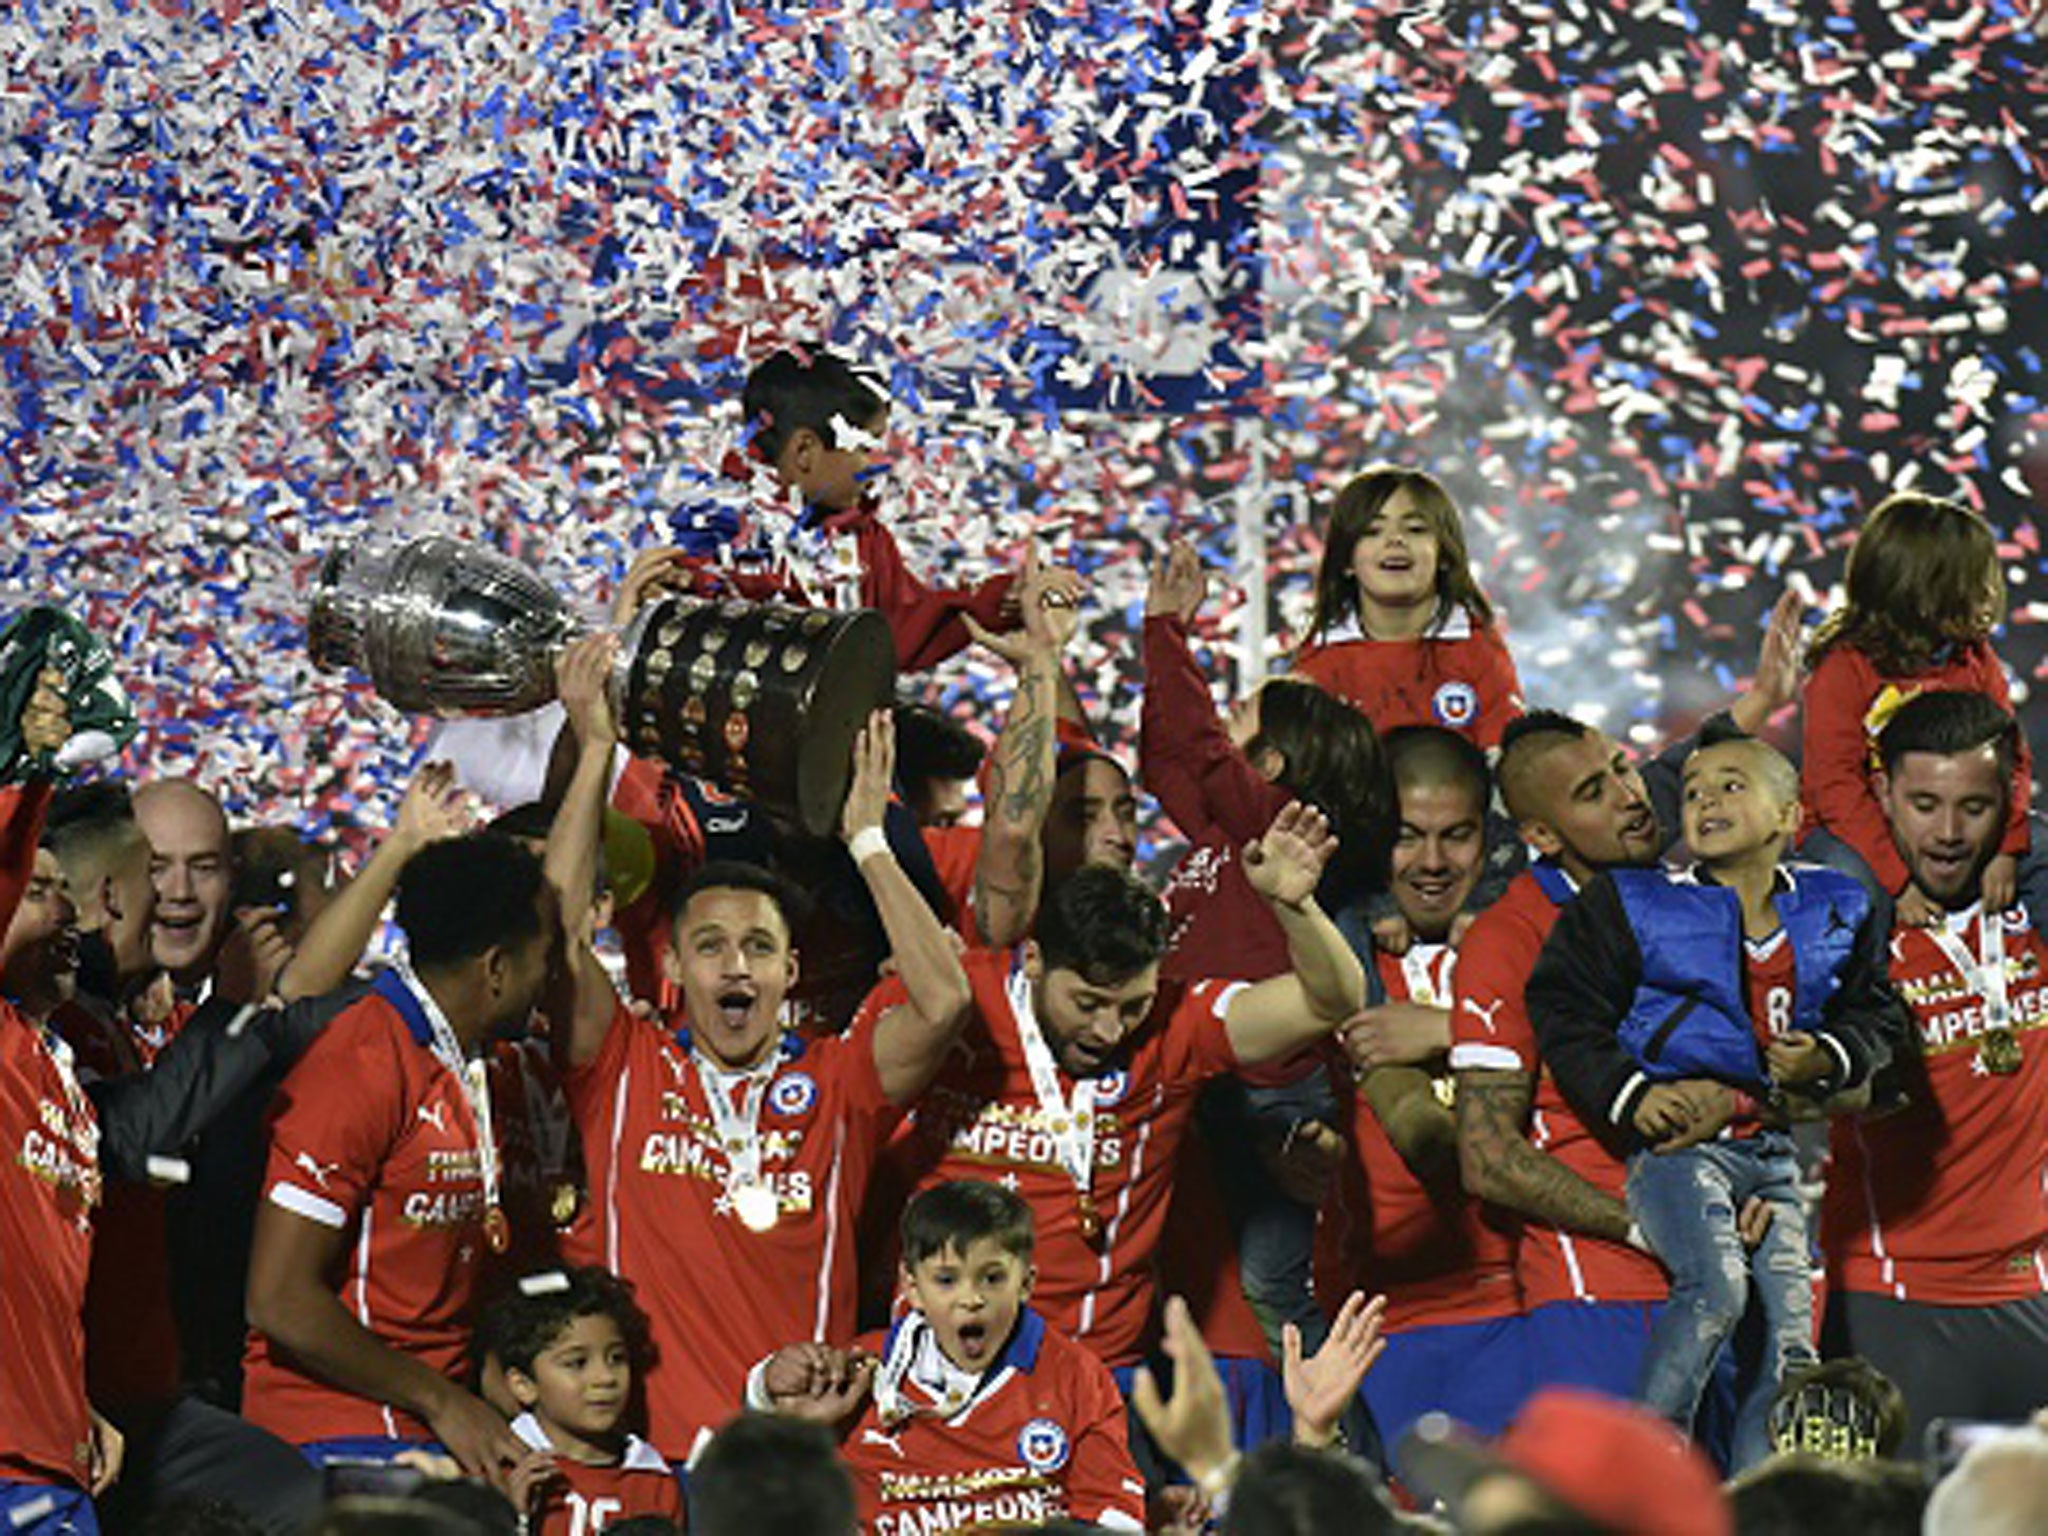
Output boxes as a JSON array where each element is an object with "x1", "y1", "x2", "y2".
[{"x1": 1293, "y1": 466, "x2": 1523, "y2": 750}]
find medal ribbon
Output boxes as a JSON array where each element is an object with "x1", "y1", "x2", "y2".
[
  {"x1": 692, "y1": 1049, "x2": 776, "y2": 1203},
  {"x1": 872, "y1": 1314, "x2": 1000, "y2": 1428},
  {"x1": 1400, "y1": 942, "x2": 1452, "y2": 1007},
  {"x1": 1926, "y1": 905, "x2": 2011, "y2": 1034},
  {"x1": 1008, "y1": 963, "x2": 1099, "y2": 1211},
  {"x1": 400, "y1": 964, "x2": 502, "y2": 1235}
]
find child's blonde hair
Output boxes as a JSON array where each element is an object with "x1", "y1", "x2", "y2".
[
  {"x1": 1809, "y1": 492, "x2": 2003, "y2": 675},
  {"x1": 1305, "y1": 465, "x2": 1494, "y2": 643}
]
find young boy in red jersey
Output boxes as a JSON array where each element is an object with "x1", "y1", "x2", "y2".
[
  {"x1": 752, "y1": 1179, "x2": 1148, "y2": 1534},
  {"x1": 482, "y1": 1268, "x2": 682, "y2": 1536}
]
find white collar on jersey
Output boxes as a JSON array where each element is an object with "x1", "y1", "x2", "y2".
[
  {"x1": 1315, "y1": 606, "x2": 1474, "y2": 646},
  {"x1": 510, "y1": 1410, "x2": 671, "y2": 1473}
]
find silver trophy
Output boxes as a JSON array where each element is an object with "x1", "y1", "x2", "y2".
[
  {"x1": 308, "y1": 535, "x2": 895, "y2": 836},
  {"x1": 308, "y1": 537, "x2": 585, "y2": 716}
]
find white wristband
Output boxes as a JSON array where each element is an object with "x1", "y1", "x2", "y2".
[
  {"x1": 848, "y1": 826, "x2": 890, "y2": 866},
  {"x1": 1625, "y1": 1222, "x2": 1653, "y2": 1255}
]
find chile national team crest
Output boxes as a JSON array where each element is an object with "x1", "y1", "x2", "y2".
[
  {"x1": 768, "y1": 1072, "x2": 818, "y2": 1117},
  {"x1": 1431, "y1": 681, "x2": 1479, "y2": 729},
  {"x1": 1089, "y1": 1068, "x2": 1128, "y2": 1107},
  {"x1": 1017, "y1": 1418, "x2": 1071, "y2": 1474}
]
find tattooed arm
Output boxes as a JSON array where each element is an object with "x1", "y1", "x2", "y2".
[
  {"x1": 968, "y1": 548, "x2": 1079, "y2": 949},
  {"x1": 1454, "y1": 1067, "x2": 1632, "y2": 1244}
]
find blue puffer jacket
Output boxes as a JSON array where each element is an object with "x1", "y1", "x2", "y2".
[{"x1": 1608, "y1": 863, "x2": 1871, "y2": 1091}]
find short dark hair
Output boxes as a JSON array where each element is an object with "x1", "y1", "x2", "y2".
[
  {"x1": 1728, "y1": 1455, "x2": 1892, "y2": 1536},
  {"x1": 393, "y1": 834, "x2": 548, "y2": 971},
  {"x1": 741, "y1": 346, "x2": 885, "y2": 462},
  {"x1": 486, "y1": 801, "x2": 554, "y2": 843},
  {"x1": 43, "y1": 780, "x2": 140, "y2": 864},
  {"x1": 671, "y1": 859, "x2": 799, "y2": 941},
  {"x1": 1386, "y1": 724, "x2": 1491, "y2": 809},
  {"x1": 1875, "y1": 689, "x2": 2021, "y2": 779},
  {"x1": 1499, "y1": 708, "x2": 1588, "y2": 757},
  {"x1": 900, "y1": 1180, "x2": 1035, "y2": 1268},
  {"x1": 1034, "y1": 866, "x2": 1170, "y2": 987},
  {"x1": 1221, "y1": 1442, "x2": 1397, "y2": 1535},
  {"x1": 1497, "y1": 709, "x2": 1593, "y2": 821},
  {"x1": 689, "y1": 1413, "x2": 856, "y2": 1536},
  {"x1": 893, "y1": 703, "x2": 984, "y2": 795},
  {"x1": 474, "y1": 1267, "x2": 652, "y2": 1382}
]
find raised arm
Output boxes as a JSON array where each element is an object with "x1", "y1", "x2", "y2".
[
  {"x1": 0, "y1": 665, "x2": 69, "y2": 931},
  {"x1": 1140, "y1": 540, "x2": 1285, "y2": 845},
  {"x1": 848, "y1": 711, "x2": 974, "y2": 1105},
  {"x1": 544, "y1": 634, "x2": 626, "y2": 1068},
  {"x1": 275, "y1": 762, "x2": 475, "y2": 1002},
  {"x1": 967, "y1": 545, "x2": 1078, "y2": 949},
  {"x1": 1221, "y1": 803, "x2": 1369, "y2": 1065}
]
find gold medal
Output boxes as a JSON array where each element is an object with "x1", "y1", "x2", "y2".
[
  {"x1": 1978, "y1": 1026, "x2": 2024, "y2": 1076},
  {"x1": 1076, "y1": 1192, "x2": 1104, "y2": 1245},
  {"x1": 484, "y1": 1205, "x2": 511, "y2": 1254},
  {"x1": 731, "y1": 1177, "x2": 780, "y2": 1232},
  {"x1": 549, "y1": 1182, "x2": 582, "y2": 1227}
]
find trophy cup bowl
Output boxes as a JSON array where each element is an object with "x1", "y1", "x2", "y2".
[
  {"x1": 308, "y1": 536, "x2": 585, "y2": 716},
  {"x1": 610, "y1": 594, "x2": 897, "y2": 840},
  {"x1": 310, "y1": 537, "x2": 898, "y2": 838}
]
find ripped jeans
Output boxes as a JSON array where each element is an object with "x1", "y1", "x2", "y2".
[{"x1": 1626, "y1": 1130, "x2": 1815, "y2": 1472}]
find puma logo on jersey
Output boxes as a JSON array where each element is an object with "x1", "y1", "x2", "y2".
[
  {"x1": 417, "y1": 1103, "x2": 450, "y2": 1133},
  {"x1": 1462, "y1": 997, "x2": 1506, "y2": 1034},
  {"x1": 861, "y1": 1428, "x2": 906, "y2": 1458},
  {"x1": 294, "y1": 1151, "x2": 341, "y2": 1190}
]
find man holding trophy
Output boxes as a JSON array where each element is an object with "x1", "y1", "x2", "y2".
[{"x1": 540, "y1": 631, "x2": 975, "y2": 1464}]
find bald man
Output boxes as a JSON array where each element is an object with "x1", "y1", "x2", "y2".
[{"x1": 132, "y1": 780, "x2": 233, "y2": 990}]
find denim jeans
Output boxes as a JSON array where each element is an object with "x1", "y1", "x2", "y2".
[{"x1": 1626, "y1": 1130, "x2": 1815, "y2": 1472}]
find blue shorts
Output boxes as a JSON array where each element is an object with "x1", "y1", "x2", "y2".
[
  {"x1": 0, "y1": 1482, "x2": 97, "y2": 1536},
  {"x1": 1368, "y1": 1313, "x2": 1529, "y2": 1469},
  {"x1": 1523, "y1": 1298, "x2": 1661, "y2": 1399}
]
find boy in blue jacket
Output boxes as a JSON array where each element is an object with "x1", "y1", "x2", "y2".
[{"x1": 1526, "y1": 723, "x2": 1903, "y2": 1471}]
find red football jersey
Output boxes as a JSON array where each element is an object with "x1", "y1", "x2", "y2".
[
  {"x1": 889, "y1": 949, "x2": 1243, "y2": 1368},
  {"x1": 1291, "y1": 614, "x2": 1524, "y2": 749},
  {"x1": 488, "y1": 1037, "x2": 582, "y2": 1277},
  {"x1": 1322, "y1": 946, "x2": 1520, "y2": 1332},
  {"x1": 1447, "y1": 871, "x2": 1665, "y2": 1308},
  {"x1": 842, "y1": 1309, "x2": 1146, "y2": 1534},
  {"x1": 565, "y1": 1001, "x2": 898, "y2": 1461},
  {"x1": 1823, "y1": 905, "x2": 2048, "y2": 1305},
  {"x1": 0, "y1": 779, "x2": 99, "y2": 1489},
  {"x1": 510, "y1": 1413, "x2": 682, "y2": 1535},
  {"x1": 243, "y1": 974, "x2": 493, "y2": 1444},
  {"x1": 1801, "y1": 641, "x2": 2033, "y2": 894},
  {"x1": 52, "y1": 998, "x2": 184, "y2": 1412}
]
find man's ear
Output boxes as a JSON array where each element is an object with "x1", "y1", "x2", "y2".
[
  {"x1": 1020, "y1": 1263, "x2": 1038, "y2": 1304},
  {"x1": 661, "y1": 941, "x2": 684, "y2": 987},
  {"x1": 781, "y1": 427, "x2": 822, "y2": 483},
  {"x1": 1520, "y1": 817, "x2": 1563, "y2": 861},
  {"x1": 1021, "y1": 940, "x2": 1042, "y2": 986},
  {"x1": 1872, "y1": 769, "x2": 1891, "y2": 806}
]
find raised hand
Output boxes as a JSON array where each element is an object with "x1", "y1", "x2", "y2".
[
  {"x1": 1284, "y1": 1291, "x2": 1388, "y2": 1448},
  {"x1": 841, "y1": 709, "x2": 894, "y2": 848},
  {"x1": 21, "y1": 665, "x2": 69, "y2": 758},
  {"x1": 1146, "y1": 539, "x2": 1208, "y2": 626},
  {"x1": 967, "y1": 543, "x2": 1081, "y2": 664},
  {"x1": 1243, "y1": 801, "x2": 1337, "y2": 912},
  {"x1": 611, "y1": 546, "x2": 693, "y2": 625},
  {"x1": 394, "y1": 760, "x2": 477, "y2": 850},
  {"x1": 553, "y1": 632, "x2": 620, "y2": 749},
  {"x1": 1131, "y1": 1297, "x2": 1236, "y2": 1489}
]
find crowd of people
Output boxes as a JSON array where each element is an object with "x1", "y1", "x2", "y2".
[{"x1": 2, "y1": 346, "x2": 2045, "y2": 1536}]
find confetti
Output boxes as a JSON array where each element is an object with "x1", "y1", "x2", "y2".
[{"x1": 0, "y1": 0, "x2": 2040, "y2": 861}]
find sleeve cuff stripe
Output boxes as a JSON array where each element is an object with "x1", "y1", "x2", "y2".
[
  {"x1": 1449, "y1": 1043, "x2": 1526, "y2": 1072},
  {"x1": 269, "y1": 1182, "x2": 347, "y2": 1229},
  {"x1": 1609, "y1": 1071, "x2": 1646, "y2": 1125}
]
